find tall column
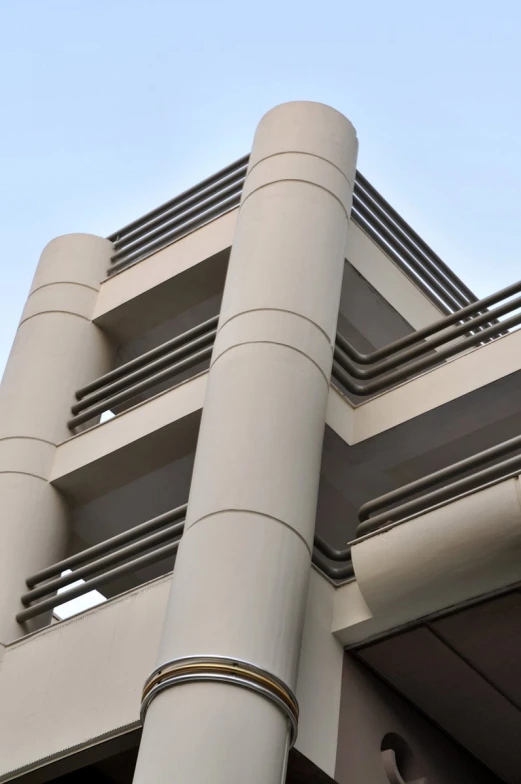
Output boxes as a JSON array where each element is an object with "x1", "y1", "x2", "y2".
[
  {"x1": 0, "y1": 234, "x2": 113, "y2": 643},
  {"x1": 133, "y1": 102, "x2": 358, "y2": 784}
]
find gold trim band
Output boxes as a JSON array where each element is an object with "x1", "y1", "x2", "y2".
[{"x1": 141, "y1": 656, "x2": 299, "y2": 746}]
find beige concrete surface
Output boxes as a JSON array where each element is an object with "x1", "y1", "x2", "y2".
[
  {"x1": 133, "y1": 101, "x2": 358, "y2": 784},
  {"x1": 0, "y1": 234, "x2": 113, "y2": 642},
  {"x1": 333, "y1": 475, "x2": 521, "y2": 646}
]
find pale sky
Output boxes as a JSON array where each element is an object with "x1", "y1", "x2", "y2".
[{"x1": 1, "y1": 0, "x2": 521, "y2": 376}]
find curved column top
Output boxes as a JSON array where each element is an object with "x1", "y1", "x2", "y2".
[
  {"x1": 248, "y1": 101, "x2": 358, "y2": 189},
  {"x1": 20, "y1": 234, "x2": 113, "y2": 323},
  {"x1": 219, "y1": 102, "x2": 358, "y2": 348},
  {"x1": 0, "y1": 234, "x2": 113, "y2": 446},
  {"x1": 30, "y1": 233, "x2": 112, "y2": 295}
]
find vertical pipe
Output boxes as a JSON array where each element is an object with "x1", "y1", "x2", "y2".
[
  {"x1": 0, "y1": 234, "x2": 113, "y2": 642},
  {"x1": 133, "y1": 102, "x2": 358, "y2": 784}
]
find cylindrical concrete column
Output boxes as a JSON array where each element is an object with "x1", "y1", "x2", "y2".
[
  {"x1": 0, "y1": 234, "x2": 113, "y2": 642},
  {"x1": 133, "y1": 102, "x2": 358, "y2": 784}
]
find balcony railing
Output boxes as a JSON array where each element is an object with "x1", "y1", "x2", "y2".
[
  {"x1": 332, "y1": 278, "x2": 521, "y2": 397},
  {"x1": 68, "y1": 277, "x2": 521, "y2": 432},
  {"x1": 351, "y1": 173, "x2": 479, "y2": 316},
  {"x1": 26, "y1": 403, "x2": 521, "y2": 624},
  {"x1": 357, "y1": 432, "x2": 521, "y2": 538},
  {"x1": 107, "y1": 157, "x2": 248, "y2": 275},
  {"x1": 106, "y1": 156, "x2": 481, "y2": 321},
  {"x1": 68, "y1": 316, "x2": 217, "y2": 430},
  {"x1": 24, "y1": 411, "x2": 521, "y2": 624},
  {"x1": 35, "y1": 297, "x2": 521, "y2": 623},
  {"x1": 17, "y1": 508, "x2": 353, "y2": 624}
]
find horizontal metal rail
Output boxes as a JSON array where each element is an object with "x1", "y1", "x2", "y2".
[
  {"x1": 111, "y1": 168, "x2": 247, "y2": 255},
  {"x1": 107, "y1": 156, "x2": 477, "y2": 321},
  {"x1": 17, "y1": 539, "x2": 182, "y2": 624},
  {"x1": 313, "y1": 533, "x2": 351, "y2": 562},
  {"x1": 71, "y1": 329, "x2": 216, "y2": 415},
  {"x1": 357, "y1": 428, "x2": 521, "y2": 537},
  {"x1": 332, "y1": 308, "x2": 521, "y2": 397},
  {"x1": 76, "y1": 316, "x2": 219, "y2": 401},
  {"x1": 353, "y1": 175, "x2": 475, "y2": 310},
  {"x1": 18, "y1": 511, "x2": 354, "y2": 624},
  {"x1": 313, "y1": 534, "x2": 353, "y2": 580},
  {"x1": 336, "y1": 278, "x2": 521, "y2": 367},
  {"x1": 111, "y1": 182, "x2": 243, "y2": 263},
  {"x1": 68, "y1": 344, "x2": 212, "y2": 430},
  {"x1": 69, "y1": 284, "x2": 521, "y2": 433},
  {"x1": 26, "y1": 505, "x2": 188, "y2": 588},
  {"x1": 108, "y1": 156, "x2": 249, "y2": 243},
  {"x1": 109, "y1": 194, "x2": 242, "y2": 274},
  {"x1": 357, "y1": 452, "x2": 521, "y2": 538},
  {"x1": 108, "y1": 156, "x2": 248, "y2": 274},
  {"x1": 22, "y1": 520, "x2": 185, "y2": 605},
  {"x1": 336, "y1": 290, "x2": 521, "y2": 381},
  {"x1": 353, "y1": 194, "x2": 466, "y2": 315}
]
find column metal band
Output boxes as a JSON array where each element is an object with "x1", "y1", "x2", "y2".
[{"x1": 141, "y1": 656, "x2": 299, "y2": 746}]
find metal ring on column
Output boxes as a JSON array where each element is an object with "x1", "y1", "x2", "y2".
[{"x1": 141, "y1": 656, "x2": 299, "y2": 746}]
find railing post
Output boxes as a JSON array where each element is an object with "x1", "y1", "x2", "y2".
[
  {"x1": 0, "y1": 234, "x2": 113, "y2": 642},
  {"x1": 133, "y1": 102, "x2": 358, "y2": 784}
]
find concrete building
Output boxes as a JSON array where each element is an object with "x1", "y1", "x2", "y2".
[{"x1": 0, "y1": 101, "x2": 520, "y2": 783}]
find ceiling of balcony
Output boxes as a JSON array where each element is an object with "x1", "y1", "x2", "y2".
[{"x1": 355, "y1": 589, "x2": 521, "y2": 784}]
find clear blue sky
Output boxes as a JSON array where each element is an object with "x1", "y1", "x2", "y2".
[{"x1": 1, "y1": 0, "x2": 520, "y2": 375}]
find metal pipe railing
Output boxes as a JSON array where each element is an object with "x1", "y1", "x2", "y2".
[
  {"x1": 67, "y1": 345, "x2": 212, "y2": 430},
  {"x1": 21, "y1": 520, "x2": 185, "y2": 605},
  {"x1": 111, "y1": 181, "x2": 244, "y2": 263},
  {"x1": 75, "y1": 316, "x2": 219, "y2": 401},
  {"x1": 353, "y1": 197, "x2": 467, "y2": 315},
  {"x1": 313, "y1": 533, "x2": 351, "y2": 563},
  {"x1": 357, "y1": 454, "x2": 521, "y2": 539},
  {"x1": 109, "y1": 193, "x2": 242, "y2": 274},
  {"x1": 69, "y1": 280, "x2": 521, "y2": 434},
  {"x1": 111, "y1": 166, "x2": 247, "y2": 254},
  {"x1": 354, "y1": 173, "x2": 478, "y2": 308},
  {"x1": 106, "y1": 157, "x2": 478, "y2": 324},
  {"x1": 336, "y1": 291, "x2": 521, "y2": 381},
  {"x1": 107, "y1": 155, "x2": 249, "y2": 275},
  {"x1": 26, "y1": 505, "x2": 188, "y2": 588},
  {"x1": 334, "y1": 278, "x2": 521, "y2": 366},
  {"x1": 18, "y1": 508, "x2": 355, "y2": 625},
  {"x1": 332, "y1": 308, "x2": 521, "y2": 397},
  {"x1": 16, "y1": 539, "x2": 182, "y2": 624},
  {"x1": 357, "y1": 431, "x2": 521, "y2": 537},
  {"x1": 108, "y1": 155, "x2": 249, "y2": 244},
  {"x1": 71, "y1": 329, "x2": 216, "y2": 416}
]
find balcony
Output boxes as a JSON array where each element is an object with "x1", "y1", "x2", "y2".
[{"x1": 7, "y1": 150, "x2": 520, "y2": 626}]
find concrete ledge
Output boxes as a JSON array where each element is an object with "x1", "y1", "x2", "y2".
[
  {"x1": 94, "y1": 210, "x2": 237, "y2": 339},
  {"x1": 0, "y1": 565, "x2": 343, "y2": 781},
  {"x1": 333, "y1": 475, "x2": 521, "y2": 646},
  {"x1": 0, "y1": 576, "x2": 171, "y2": 781},
  {"x1": 51, "y1": 373, "x2": 206, "y2": 503},
  {"x1": 346, "y1": 221, "x2": 444, "y2": 331},
  {"x1": 353, "y1": 327, "x2": 521, "y2": 441}
]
